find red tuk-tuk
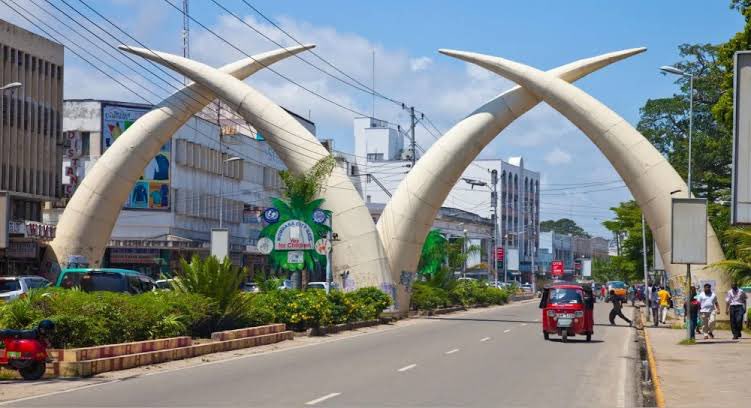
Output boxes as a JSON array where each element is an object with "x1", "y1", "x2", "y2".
[{"x1": 539, "y1": 283, "x2": 595, "y2": 342}]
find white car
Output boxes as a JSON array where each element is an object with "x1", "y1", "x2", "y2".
[
  {"x1": 0, "y1": 276, "x2": 50, "y2": 303},
  {"x1": 520, "y1": 283, "x2": 533, "y2": 293},
  {"x1": 306, "y1": 281, "x2": 340, "y2": 291}
]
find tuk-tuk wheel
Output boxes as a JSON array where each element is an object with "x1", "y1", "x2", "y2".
[
  {"x1": 543, "y1": 332, "x2": 549, "y2": 340},
  {"x1": 561, "y1": 332, "x2": 568, "y2": 343},
  {"x1": 586, "y1": 333, "x2": 592, "y2": 342}
]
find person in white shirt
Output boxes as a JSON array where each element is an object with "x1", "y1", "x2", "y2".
[
  {"x1": 698, "y1": 283, "x2": 720, "y2": 339},
  {"x1": 725, "y1": 282, "x2": 748, "y2": 340}
]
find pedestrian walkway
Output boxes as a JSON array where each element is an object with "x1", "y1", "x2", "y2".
[{"x1": 646, "y1": 325, "x2": 749, "y2": 407}]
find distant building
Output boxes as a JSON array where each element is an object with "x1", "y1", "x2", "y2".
[
  {"x1": 353, "y1": 117, "x2": 540, "y2": 283},
  {"x1": 47, "y1": 99, "x2": 312, "y2": 279},
  {"x1": 539, "y1": 232, "x2": 610, "y2": 279},
  {"x1": 0, "y1": 20, "x2": 64, "y2": 275},
  {"x1": 368, "y1": 203, "x2": 495, "y2": 280}
]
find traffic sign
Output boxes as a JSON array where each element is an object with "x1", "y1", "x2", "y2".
[
  {"x1": 496, "y1": 247, "x2": 504, "y2": 261},
  {"x1": 551, "y1": 260, "x2": 564, "y2": 277}
]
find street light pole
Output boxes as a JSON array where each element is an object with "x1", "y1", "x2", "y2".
[
  {"x1": 660, "y1": 65, "x2": 694, "y2": 196},
  {"x1": 462, "y1": 228, "x2": 468, "y2": 278},
  {"x1": 642, "y1": 212, "x2": 650, "y2": 321},
  {"x1": 220, "y1": 156, "x2": 242, "y2": 229}
]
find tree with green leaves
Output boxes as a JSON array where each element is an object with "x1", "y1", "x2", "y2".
[
  {"x1": 259, "y1": 156, "x2": 335, "y2": 272},
  {"x1": 540, "y1": 218, "x2": 590, "y2": 237},
  {"x1": 600, "y1": 201, "x2": 651, "y2": 283}
]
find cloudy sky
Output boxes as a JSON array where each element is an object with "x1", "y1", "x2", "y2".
[{"x1": 1, "y1": 0, "x2": 742, "y2": 236}]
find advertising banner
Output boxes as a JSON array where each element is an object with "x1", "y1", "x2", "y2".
[
  {"x1": 110, "y1": 248, "x2": 160, "y2": 264},
  {"x1": 551, "y1": 260, "x2": 564, "y2": 277},
  {"x1": 506, "y1": 248, "x2": 519, "y2": 271},
  {"x1": 102, "y1": 103, "x2": 170, "y2": 210}
]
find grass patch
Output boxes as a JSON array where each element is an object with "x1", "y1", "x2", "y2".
[{"x1": 678, "y1": 338, "x2": 697, "y2": 345}]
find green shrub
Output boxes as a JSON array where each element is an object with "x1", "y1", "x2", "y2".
[
  {"x1": 411, "y1": 283, "x2": 450, "y2": 311},
  {"x1": 348, "y1": 287, "x2": 392, "y2": 320},
  {"x1": 449, "y1": 281, "x2": 477, "y2": 307}
]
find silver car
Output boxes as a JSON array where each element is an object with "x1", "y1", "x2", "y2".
[{"x1": 0, "y1": 276, "x2": 50, "y2": 303}]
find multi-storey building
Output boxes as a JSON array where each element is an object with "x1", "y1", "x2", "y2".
[
  {"x1": 353, "y1": 117, "x2": 540, "y2": 282},
  {"x1": 47, "y1": 99, "x2": 311, "y2": 279},
  {"x1": 0, "y1": 20, "x2": 64, "y2": 275}
]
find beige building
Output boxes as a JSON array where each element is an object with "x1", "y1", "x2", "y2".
[{"x1": 0, "y1": 19, "x2": 64, "y2": 275}]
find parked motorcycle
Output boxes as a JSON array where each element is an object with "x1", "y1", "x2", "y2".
[{"x1": 0, "y1": 320, "x2": 55, "y2": 380}]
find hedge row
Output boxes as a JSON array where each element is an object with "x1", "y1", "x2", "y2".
[
  {"x1": 411, "y1": 280, "x2": 510, "y2": 311},
  {"x1": 0, "y1": 287, "x2": 391, "y2": 348}
]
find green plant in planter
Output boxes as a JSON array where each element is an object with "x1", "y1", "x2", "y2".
[{"x1": 259, "y1": 155, "x2": 335, "y2": 272}]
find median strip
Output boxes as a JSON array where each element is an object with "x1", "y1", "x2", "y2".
[
  {"x1": 305, "y1": 392, "x2": 341, "y2": 405},
  {"x1": 397, "y1": 364, "x2": 417, "y2": 372}
]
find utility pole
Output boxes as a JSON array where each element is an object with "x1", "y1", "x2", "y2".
[
  {"x1": 490, "y1": 169, "x2": 498, "y2": 284},
  {"x1": 402, "y1": 104, "x2": 419, "y2": 167},
  {"x1": 218, "y1": 101, "x2": 224, "y2": 228}
]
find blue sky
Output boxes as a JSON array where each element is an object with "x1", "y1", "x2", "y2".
[{"x1": 1, "y1": 0, "x2": 743, "y2": 236}]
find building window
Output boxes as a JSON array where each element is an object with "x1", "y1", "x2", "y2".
[
  {"x1": 367, "y1": 153, "x2": 384, "y2": 161},
  {"x1": 81, "y1": 132, "x2": 90, "y2": 156}
]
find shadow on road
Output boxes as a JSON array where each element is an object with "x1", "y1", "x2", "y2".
[
  {"x1": 426, "y1": 316, "x2": 634, "y2": 329},
  {"x1": 545, "y1": 338, "x2": 605, "y2": 344}
]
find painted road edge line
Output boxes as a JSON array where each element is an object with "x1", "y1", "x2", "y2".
[
  {"x1": 643, "y1": 319, "x2": 666, "y2": 408},
  {"x1": 397, "y1": 364, "x2": 417, "y2": 372},
  {"x1": 445, "y1": 348, "x2": 459, "y2": 355},
  {"x1": 480, "y1": 337, "x2": 491, "y2": 342},
  {"x1": 305, "y1": 393, "x2": 341, "y2": 405}
]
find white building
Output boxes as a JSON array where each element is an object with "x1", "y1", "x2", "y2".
[
  {"x1": 48, "y1": 99, "x2": 310, "y2": 278},
  {"x1": 353, "y1": 117, "x2": 540, "y2": 282}
]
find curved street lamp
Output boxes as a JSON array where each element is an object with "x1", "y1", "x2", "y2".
[{"x1": 0, "y1": 82, "x2": 22, "y2": 92}]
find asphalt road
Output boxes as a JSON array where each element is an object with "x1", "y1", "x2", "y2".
[{"x1": 7, "y1": 301, "x2": 638, "y2": 407}]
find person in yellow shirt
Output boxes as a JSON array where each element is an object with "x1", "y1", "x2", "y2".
[{"x1": 657, "y1": 286, "x2": 672, "y2": 325}]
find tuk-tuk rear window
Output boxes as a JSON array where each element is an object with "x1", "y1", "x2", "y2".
[{"x1": 550, "y1": 288, "x2": 582, "y2": 304}]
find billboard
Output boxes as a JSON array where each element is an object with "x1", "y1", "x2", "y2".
[
  {"x1": 102, "y1": 103, "x2": 170, "y2": 210},
  {"x1": 732, "y1": 51, "x2": 751, "y2": 224},
  {"x1": 581, "y1": 259, "x2": 592, "y2": 277},
  {"x1": 671, "y1": 198, "x2": 708, "y2": 264},
  {"x1": 551, "y1": 260, "x2": 564, "y2": 277},
  {"x1": 506, "y1": 249, "x2": 519, "y2": 271}
]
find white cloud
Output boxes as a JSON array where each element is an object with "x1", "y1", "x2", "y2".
[
  {"x1": 409, "y1": 57, "x2": 432, "y2": 72},
  {"x1": 544, "y1": 148, "x2": 573, "y2": 165}
]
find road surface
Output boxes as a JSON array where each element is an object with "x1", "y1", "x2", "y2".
[{"x1": 7, "y1": 300, "x2": 638, "y2": 407}]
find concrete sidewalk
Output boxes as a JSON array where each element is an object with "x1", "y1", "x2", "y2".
[{"x1": 646, "y1": 325, "x2": 750, "y2": 407}]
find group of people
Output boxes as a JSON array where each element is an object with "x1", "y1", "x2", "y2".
[{"x1": 648, "y1": 282, "x2": 748, "y2": 340}]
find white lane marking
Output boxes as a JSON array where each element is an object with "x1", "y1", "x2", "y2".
[
  {"x1": 534, "y1": 318, "x2": 540, "y2": 322},
  {"x1": 445, "y1": 348, "x2": 460, "y2": 355},
  {"x1": 0, "y1": 380, "x2": 122, "y2": 406},
  {"x1": 480, "y1": 337, "x2": 491, "y2": 342},
  {"x1": 305, "y1": 392, "x2": 341, "y2": 405},
  {"x1": 397, "y1": 364, "x2": 417, "y2": 372},
  {"x1": 504, "y1": 329, "x2": 512, "y2": 333},
  {"x1": 521, "y1": 323, "x2": 528, "y2": 326}
]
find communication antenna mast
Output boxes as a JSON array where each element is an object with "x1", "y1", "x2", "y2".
[{"x1": 182, "y1": 0, "x2": 190, "y2": 83}]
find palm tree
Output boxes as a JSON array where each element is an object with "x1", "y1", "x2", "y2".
[{"x1": 707, "y1": 227, "x2": 751, "y2": 285}]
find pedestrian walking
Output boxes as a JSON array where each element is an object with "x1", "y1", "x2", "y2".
[
  {"x1": 725, "y1": 282, "x2": 747, "y2": 340},
  {"x1": 684, "y1": 287, "x2": 699, "y2": 340},
  {"x1": 628, "y1": 285, "x2": 635, "y2": 306},
  {"x1": 650, "y1": 284, "x2": 660, "y2": 327},
  {"x1": 608, "y1": 290, "x2": 632, "y2": 326},
  {"x1": 600, "y1": 285, "x2": 606, "y2": 302},
  {"x1": 698, "y1": 283, "x2": 720, "y2": 339},
  {"x1": 657, "y1": 285, "x2": 671, "y2": 324}
]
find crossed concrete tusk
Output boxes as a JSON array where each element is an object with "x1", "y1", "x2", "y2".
[{"x1": 438, "y1": 49, "x2": 727, "y2": 294}]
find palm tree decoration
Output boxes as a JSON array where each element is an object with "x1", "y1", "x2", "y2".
[
  {"x1": 707, "y1": 227, "x2": 751, "y2": 285},
  {"x1": 418, "y1": 229, "x2": 447, "y2": 276},
  {"x1": 259, "y1": 156, "x2": 335, "y2": 272}
]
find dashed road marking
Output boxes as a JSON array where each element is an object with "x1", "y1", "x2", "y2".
[
  {"x1": 521, "y1": 323, "x2": 528, "y2": 326},
  {"x1": 504, "y1": 329, "x2": 512, "y2": 333},
  {"x1": 445, "y1": 348, "x2": 460, "y2": 355},
  {"x1": 305, "y1": 393, "x2": 341, "y2": 405},
  {"x1": 480, "y1": 337, "x2": 491, "y2": 342},
  {"x1": 398, "y1": 364, "x2": 417, "y2": 372}
]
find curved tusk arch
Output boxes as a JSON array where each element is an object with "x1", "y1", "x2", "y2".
[
  {"x1": 439, "y1": 49, "x2": 727, "y2": 294},
  {"x1": 120, "y1": 46, "x2": 398, "y2": 306},
  {"x1": 49, "y1": 45, "x2": 315, "y2": 271},
  {"x1": 377, "y1": 48, "x2": 645, "y2": 283}
]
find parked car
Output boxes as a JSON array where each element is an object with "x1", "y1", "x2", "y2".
[
  {"x1": 521, "y1": 283, "x2": 533, "y2": 293},
  {"x1": 155, "y1": 279, "x2": 175, "y2": 290},
  {"x1": 306, "y1": 281, "x2": 340, "y2": 291},
  {"x1": 241, "y1": 282, "x2": 259, "y2": 293},
  {"x1": 278, "y1": 279, "x2": 293, "y2": 290},
  {"x1": 0, "y1": 276, "x2": 50, "y2": 303},
  {"x1": 55, "y1": 268, "x2": 155, "y2": 294}
]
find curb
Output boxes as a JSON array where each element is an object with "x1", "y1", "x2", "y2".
[{"x1": 642, "y1": 315, "x2": 666, "y2": 408}]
